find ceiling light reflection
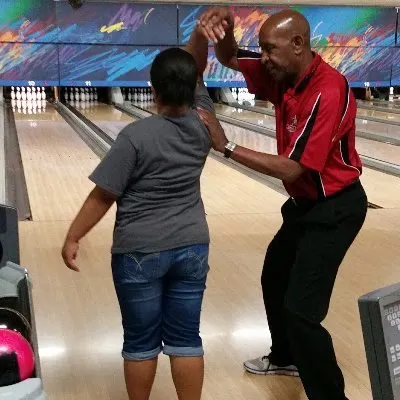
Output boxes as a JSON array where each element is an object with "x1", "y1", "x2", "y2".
[
  {"x1": 39, "y1": 346, "x2": 66, "y2": 358},
  {"x1": 231, "y1": 327, "x2": 271, "y2": 339}
]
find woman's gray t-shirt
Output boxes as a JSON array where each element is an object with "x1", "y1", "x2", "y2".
[{"x1": 89, "y1": 84, "x2": 214, "y2": 253}]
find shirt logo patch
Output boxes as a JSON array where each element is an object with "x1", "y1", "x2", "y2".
[{"x1": 286, "y1": 115, "x2": 297, "y2": 133}]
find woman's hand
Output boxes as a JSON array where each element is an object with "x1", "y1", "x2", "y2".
[
  {"x1": 197, "y1": 7, "x2": 234, "y2": 44},
  {"x1": 62, "y1": 239, "x2": 80, "y2": 272}
]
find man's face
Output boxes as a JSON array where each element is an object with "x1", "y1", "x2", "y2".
[{"x1": 258, "y1": 25, "x2": 299, "y2": 84}]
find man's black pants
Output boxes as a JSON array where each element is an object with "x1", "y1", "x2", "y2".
[{"x1": 262, "y1": 180, "x2": 368, "y2": 400}]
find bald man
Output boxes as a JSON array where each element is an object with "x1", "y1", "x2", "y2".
[{"x1": 196, "y1": 7, "x2": 367, "y2": 400}]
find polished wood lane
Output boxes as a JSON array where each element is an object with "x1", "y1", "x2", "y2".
[
  {"x1": 20, "y1": 205, "x2": 400, "y2": 400},
  {"x1": 74, "y1": 102, "x2": 136, "y2": 140},
  {"x1": 14, "y1": 105, "x2": 113, "y2": 222},
  {"x1": 18, "y1": 104, "x2": 400, "y2": 400}
]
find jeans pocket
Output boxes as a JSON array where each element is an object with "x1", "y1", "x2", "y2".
[
  {"x1": 185, "y1": 244, "x2": 210, "y2": 280},
  {"x1": 122, "y1": 252, "x2": 161, "y2": 281}
]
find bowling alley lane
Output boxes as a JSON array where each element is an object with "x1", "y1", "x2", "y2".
[
  {"x1": 70, "y1": 101, "x2": 137, "y2": 140},
  {"x1": 216, "y1": 102, "x2": 400, "y2": 144},
  {"x1": 131, "y1": 101, "x2": 400, "y2": 209},
  {"x1": 213, "y1": 104, "x2": 400, "y2": 166},
  {"x1": 14, "y1": 103, "x2": 112, "y2": 222},
  {"x1": 12, "y1": 101, "x2": 400, "y2": 400},
  {"x1": 357, "y1": 106, "x2": 400, "y2": 124},
  {"x1": 215, "y1": 119, "x2": 400, "y2": 210},
  {"x1": 215, "y1": 103, "x2": 277, "y2": 130},
  {"x1": 358, "y1": 100, "x2": 400, "y2": 112},
  {"x1": 136, "y1": 101, "x2": 400, "y2": 168},
  {"x1": 356, "y1": 118, "x2": 400, "y2": 143}
]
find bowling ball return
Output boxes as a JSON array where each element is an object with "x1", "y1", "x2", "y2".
[{"x1": 0, "y1": 256, "x2": 46, "y2": 399}]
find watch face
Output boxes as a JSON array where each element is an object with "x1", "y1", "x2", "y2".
[{"x1": 224, "y1": 145, "x2": 233, "y2": 158}]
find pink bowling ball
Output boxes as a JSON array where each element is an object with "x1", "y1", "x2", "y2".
[{"x1": 0, "y1": 328, "x2": 35, "y2": 382}]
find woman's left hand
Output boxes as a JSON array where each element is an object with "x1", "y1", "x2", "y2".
[{"x1": 62, "y1": 239, "x2": 80, "y2": 272}]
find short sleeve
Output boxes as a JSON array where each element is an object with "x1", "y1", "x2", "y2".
[
  {"x1": 283, "y1": 89, "x2": 342, "y2": 172},
  {"x1": 193, "y1": 81, "x2": 215, "y2": 112},
  {"x1": 237, "y1": 49, "x2": 280, "y2": 105},
  {"x1": 89, "y1": 128, "x2": 137, "y2": 197}
]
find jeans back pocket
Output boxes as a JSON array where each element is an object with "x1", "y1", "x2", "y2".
[
  {"x1": 112, "y1": 252, "x2": 161, "y2": 284},
  {"x1": 184, "y1": 244, "x2": 210, "y2": 280}
]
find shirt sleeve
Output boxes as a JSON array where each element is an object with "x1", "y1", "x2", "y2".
[
  {"x1": 193, "y1": 81, "x2": 215, "y2": 112},
  {"x1": 89, "y1": 128, "x2": 137, "y2": 197},
  {"x1": 282, "y1": 89, "x2": 342, "y2": 172},
  {"x1": 237, "y1": 48, "x2": 280, "y2": 105}
]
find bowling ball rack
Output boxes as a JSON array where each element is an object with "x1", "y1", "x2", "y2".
[
  {"x1": 0, "y1": 261, "x2": 46, "y2": 398},
  {"x1": 0, "y1": 204, "x2": 45, "y2": 399}
]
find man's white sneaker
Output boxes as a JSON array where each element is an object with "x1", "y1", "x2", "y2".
[{"x1": 244, "y1": 356, "x2": 299, "y2": 376}]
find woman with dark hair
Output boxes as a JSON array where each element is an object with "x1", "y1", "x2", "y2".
[{"x1": 61, "y1": 26, "x2": 213, "y2": 400}]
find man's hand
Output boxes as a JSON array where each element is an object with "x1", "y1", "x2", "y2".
[
  {"x1": 197, "y1": 7, "x2": 234, "y2": 44},
  {"x1": 197, "y1": 108, "x2": 228, "y2": 152}
]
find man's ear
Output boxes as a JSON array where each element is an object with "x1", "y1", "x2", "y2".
[{"x1": 292, "y1": 34, "x2": 304, "y2": 55}]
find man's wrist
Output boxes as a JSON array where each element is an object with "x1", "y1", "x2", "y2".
[{"x1": 223, "y1": 141, "x2": 236, "y2": 158}]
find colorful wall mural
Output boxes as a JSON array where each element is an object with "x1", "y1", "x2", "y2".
[
  {"x1": 0, "y1": 0, "x2": 57, "y2": 43},
  {"x1": 316, "y1": 46, "x2": 393, "y2": 87},
  {"x1": 179, "y1": 5, "x2": 396, "y2": 87},
  {"x1": 56, "y1": 2, "x2": 177, "y2": 45},
  {"x1": 204, "y1": 46, "x2": 246, "y2": 87},
  {"x1": 58, "y1": 45, "x2": 163, "y2": 87},
  {"x1": 0, "y1": 43, "x2": 59, "y2": 86},
  {"x1": 0, "y1": 1, "x2": 398, "y2": 87},
  {"x1": 388, "y1": 49, "x2": 400, "y2": 85},
  {"x1": 179, "y1": 5, "x2": 396, "y2": 47}
]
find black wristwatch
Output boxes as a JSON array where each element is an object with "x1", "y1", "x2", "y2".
[{"x1": 224, "y1": 141, "x2": 237, "y2": 158}]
